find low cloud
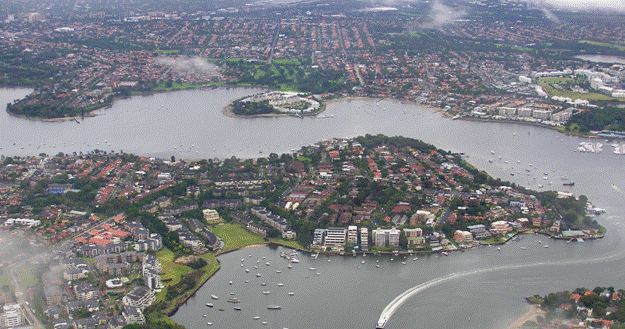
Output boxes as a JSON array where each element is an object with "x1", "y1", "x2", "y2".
[
  {"x1": 156, "y1": 56, "x2": 218, "y2": 77},
  {"x1": 421, "y1": 0, "x2": 467, "y2": 29}
]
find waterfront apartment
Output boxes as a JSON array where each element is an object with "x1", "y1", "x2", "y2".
[{"x1": 324, "y1": 227, "x2": 347, "y2": 246}]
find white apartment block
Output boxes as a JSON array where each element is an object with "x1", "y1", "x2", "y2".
[{"x1": 347, "y1": 226, "x2": 358, "y2": 245}]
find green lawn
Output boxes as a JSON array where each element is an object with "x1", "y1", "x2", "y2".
[
  {"x1": 539, "y1": 80, "x2": 615, "y2": 101},
  {"x1": 272, "y1": 58, "x2": 301, "y2": 65},
  {"x1": 269, "y1": 238, "x2": 303, "y2": 250},
  {"x1": 156, "y1": 248, "x2": 194, "y2": 287},
  {"x1": 580, "y1": 40, "x2": 625, "y2": 52},
  {"x1": 14, "y1": 263, "x2": 43, "y2": 288},
  {"x1": 210, "y1": 223, "x2": 266, "y2": 253}
]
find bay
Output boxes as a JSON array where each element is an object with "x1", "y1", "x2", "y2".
[{"x1": 2, "y1": 87, "x2": 625, "y2": 328}]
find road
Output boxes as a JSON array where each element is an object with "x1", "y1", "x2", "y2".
[{"x1": 9, "y1": 257, "x2": 44, "y2": 329}]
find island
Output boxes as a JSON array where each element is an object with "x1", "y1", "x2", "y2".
[
  {"x1": 0, "y1": 135, "x2": 604, "y2": 329},
  {"x1": 227, "y1": 91, "x2": 322, "y2": 117}
]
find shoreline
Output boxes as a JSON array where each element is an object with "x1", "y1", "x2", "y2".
[
  {"x1": 508, "y1": 304, "x2": 544, "y2": 329},
  {"x1": 4, "y1": 85, "x2": 608, "y2": 141}
]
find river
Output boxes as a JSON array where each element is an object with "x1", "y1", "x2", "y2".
[{"x1": 2, "y1": 87, "x2": 625, "y2": 328}]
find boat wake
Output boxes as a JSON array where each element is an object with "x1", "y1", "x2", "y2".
[{"x1": 378, "y1": 221, "x2": 625, "y2": 327}]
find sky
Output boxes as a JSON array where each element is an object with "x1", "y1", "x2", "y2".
[{"x1": 541, "y1": 0, "x2": 625, "y2": 12}]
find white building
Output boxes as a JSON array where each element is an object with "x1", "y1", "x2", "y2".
[
  {"x1": 324, "y1": 227, "x2": 347, "y2": 246},
  {"x1": 347, "y1": 226, "x2": 358, "y2": 245},
  {"x1": 313, "y1": 228, "x2": 326, "y2": 246},
  {"x1": 2, "y1": 304, "x2": 24, "y2": 328},
  {"x1": 123, "y1": 286, "x2": 156, "y2": 311},
  {"x1": 360, "y1": 227, "x2": 369, "y2": 248},
  {"x1": 202, "y1": 209, "x2": 220, "y2": 223}
]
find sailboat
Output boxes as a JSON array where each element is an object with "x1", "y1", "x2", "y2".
[{"x1": 253, "y1": 309, "x2": 261, "y2": 320}]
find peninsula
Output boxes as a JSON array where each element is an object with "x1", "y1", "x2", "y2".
[{"x1": 0, "y1": 135, "x2": 603, "y2": 329}]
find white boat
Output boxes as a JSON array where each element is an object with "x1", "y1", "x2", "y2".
[
  {"x1": 262, "y1": 291, "x2": 270, "y2": 295},
  {"x1": 265, "y1": 262, "x2": 270, "y2": 266},
  {"x1": 276, "y1": 270, "x2": 282, "y2": 273},
  {"x1": 211, "y1": 295, "x2": 218, "y2": 300},
  {"x1": 245, "y1": 268, "x2": 250, "y2": 273},
  {"x1": 229, "y1": 281, "x2": 233, "y2": 285},
  {"x1": 267, "y1": 305, "x2": 282, "y2": 310},
  {"x1": 277, "y1": 283, "x2": 284, "y2": 287},
  {"x1": 262, "y1": 321, "x2": 268, "y2": 325},
  {"x1": 288, "y1": 292, "x2": 294, "y2": 296},
  {"x1": 287, "y1": 264, "x2": 292, "y2": 269},
  {"x1": 577, "y1": 238, "x2": 585, "y2": 242},
  {"x1": 544, "y1": 245, "x2": 549, "y2": 248},
  {"x1": 206, "y1": 303, "x2": 213, "y2": 307},
  {"x1": 377, "y1": 315, "x2": 388, "y2": 328},
  {"x1": 261, "y1": 283, "x2": 267, "y2": 286},
  {"x1": 207, "y1": 322, "x2": 213, "y2": 326},
  {"x1": 256, "y1": 273, "x2": 261, "y2": 277},
  {"x1": 497, "y1": 247, "x2": 501, "y2": 251},
  {"x1": 309, "y1": 267, "x2": 316, "y2": 271},
  {"x1": 361, "y1": 260, "x2": 365, "y2": 264},
  {"x1": 413, "y1": 257, "x2": 418, "y2": 261},
  {"x1": 376, "y1": 264, "x2": 380, "y2": 268}
]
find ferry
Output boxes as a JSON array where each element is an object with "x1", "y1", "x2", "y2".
[{"x1": 376, "y1": 316, "x2": 388, "y2": 328}]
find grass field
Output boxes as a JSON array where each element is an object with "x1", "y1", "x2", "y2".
[
  {"x1": 156, "y1": 248, "x2": 194, "y2": 288},
  {"x1": 14, "y1": 263, "x2": 44, "y2": 288},
  {"x1": 539, "y1": 78, "x2": 615, "y2": 101},
  {"x1": 210, "y1": 223, "x2": 266, "y2": 253},
  {"x1": 580, "y1": 40, "x2": 625, "y2": 52}
]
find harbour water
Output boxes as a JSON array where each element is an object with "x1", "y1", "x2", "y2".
[{"x1": 3, "y1": 87, "x2": 625, "y2": 328}]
